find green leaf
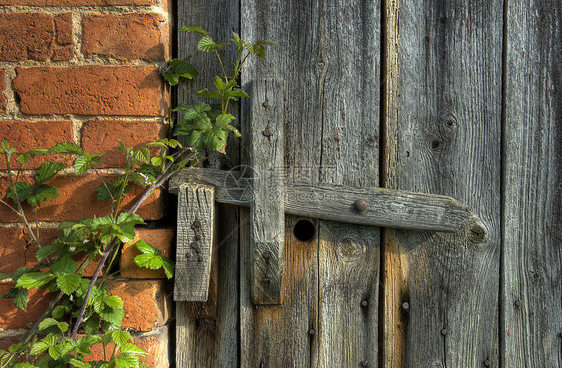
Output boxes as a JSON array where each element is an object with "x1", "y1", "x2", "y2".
[
  {"x1": 215, "y1": 114, "x2": 236, "y2": 127},
  {"x1": 230, "y1": 32, "x2": 243, "y2": 48},
  {"x1": 14, "y1": 363, "x2": 37, "y2": 368},
  {"x1": 0, "y1": 273, "x2": 10, "y2": 282},
  {"x1": 134, "y1": 240, "x2": 160, "y2": 255},
  {"x1": 133, "y1": 147, "x2": 150, "y2": 164},
  {"x1": 226, "y1": 88, "x2": 250, "y2": 99},
  {"x1": 84, "y1": 314, "x2": 100, "y2": 336},
  {"x1": 73, "y1": 156, "x2": 92, "y2": 174},
  {"x1": 134, "y1": 253, "x2": 163, "y2": 270},
  {"x1": 179, "y1": 25, "x2": 209, "y2": 36},
  {"x1": 117, "y1": 212, "x2": 145, "y2": 226},
  {"x1": 6, "y1": 182, "x2": 34, "y2": 204},
  {"x1": 195, "y1": 88, "x2": 222, "y2": 99},
  {"x1": 57, "y1": 273, "x2": 83, "y2": 295},
  {"x1": 48, "y1": 344, "x2": 62, "y2": 360},
  {"x1": 36, "y1": 244, "x2": 58, "y2": 262},
  {"x1": 197, "y1": 36, "x2": 216, "y2": 52},
  {"x1": 1, "y1": 140, "x2": 10, "y2": 152},
  {"x1": 13, "y1": 288, "x2": 29, "y2": 311},
  {"x1": 111, "y1": 330, "x2": 131, "y2": 346},
  {"x1": 103, "y1": 295, "x2": 123, "y2": 309},
  {"x1": 52, "y1": 304, "x2": 71, "y2": 320},
  {"x1": 48, "y1": 142, "x2": 83, "y2": 155},
  {"x1": 38, "y1": 318, "x2": 68, "y2": 333},
  {"x1": 69, "y1": 358, "x2": 88, "y2": 368},
  {"x1": 115, "y1": 354, "x2": 140, "y2": 368},
  {"x1": 16, "y1": 272, "x2": 56, "y2": 289},
  {"x1": 50, "y1": 255, "x2": 77, "y2": 276},
  {"x1": 162, "y1": 71, "x2": 179, "y2": 86},
  {"x1": 120, "y1": 343, "x2": 146, "y2": 355},
  {"x1": 100, "y1": 307, "x2": 123, "y2": 326},
  {"x1": 213, "y1": 76, "x2": 226, "y2": 91},
  {"x1": 30, "y1": 341, "x2": 50, "y2": 356},
  {"x1": 26, "y1": 185, "x2": 59, "y2": 207},
  {"x1": 36, "y1": 161, "x2": 66, "y2": 184},
  {"x1": 162, "y1": 257, "x2": 175, "y2": 279}
]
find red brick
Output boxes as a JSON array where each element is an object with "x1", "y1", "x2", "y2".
[
  {"x1": 84, "y1": 326, "x2": 169, "y2": 367},
  {"x1": 120, "y1": 228, "x2": 174, "y2": 279},
  {"x1": 0, "y1": 330, "x2": 24, "y2": 351},
  {"x1": 0, "y1": 120, "x2": 74, "y2": 169},
  {"x1": 0, "y1": 284, "x2": 53, "y2": 330},
  {"x1": 83, "y1": 13, "x2": 165, "y2": 62},
  {"x1": 0, "y1": 228, "x2": 60, "y2": 275},
  {"x1": 0, "y1": 0, "x2": 152, "y2": 4},
  {"x1": 0, "y1": 174, "x2": 165, "y2": 223},
  {"x1": 107, "y1": 279, "x2": 171, "y2": 331},
  {"x1": 81, "y1": 120, "x2": 167, "y2": 168},
  {"x1": 12, "y1": 67, "x2": 165, "y2": 116},
  {"x1": 0, "y1": 70, "x2": 5, "y2": 113},
  {"x1": 0, "y1": 13, "x2": 73, "y2": 62}
]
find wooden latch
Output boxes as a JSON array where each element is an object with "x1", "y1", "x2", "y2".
[{"x1": 171, "y1": 78, "x2": 478, "y2": 307}]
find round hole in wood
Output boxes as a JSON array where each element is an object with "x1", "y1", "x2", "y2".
[{"x1": 293, "y1": 220, "x2": 315, "y2": 242}]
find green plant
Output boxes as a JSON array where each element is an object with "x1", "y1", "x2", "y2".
[{"x1": 0, "y1": 27, "x2": 275, "y2": 368}]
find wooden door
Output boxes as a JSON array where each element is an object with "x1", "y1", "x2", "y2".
[{"x1": 173, "y1": 0, "x2": 561, "y2": 367}]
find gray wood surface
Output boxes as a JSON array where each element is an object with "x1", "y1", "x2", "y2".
[
  {"x1": 502, "y1": 1, "x2": 562, "y2": 366},
  {"x1": 170, "y1": 167, "x2": 476, "y2": 232},
  {"x1": 240, "y1": 0, "x2": 381, "y2": 366},
  {"x1": 249, "y1": 79, "x2": 286, "y2": 304},
  {"x1": 174, "y1": 183, "x2": 215, "y2": 302},
  {"x1": 383, "y1": 1, "x2": 502, "y2": 366},
  {"x1": 176, "y1": 1, "x2": 241, "y2": 366}
]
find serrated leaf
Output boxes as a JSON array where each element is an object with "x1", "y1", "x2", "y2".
[
  {"x1": 197, "y1": 36, "x2": 216, "y2": 52},
  {"x1": 117, "y1": 212, "x2": 145, "y2": 226},
  {"x1": 6, "y1": 182, "x2": 34, "y2": 205},
  {"x1": 48, "y1": 344, "x2": 62, "y2": 360},
  {"x1": 73, "y1": 156, "x2": 92, "y2": 174},
  {"x1": 134, "y1": 253, "x2": 163, "y2": 270},
  {"x1": 16, "y1": 272, "x2": 55, "y2": 289},
  {"x1": 57, "y1": 273, "x2": 82, "y2": 295},
  {"x1": 134, "y1": 240, "x2": 160, "y2": 255},
  {"x1": 36, "y1": 161, "x2": 66, "y2": 184},
  {"x1": 13, "y1": 288, "x2": 29, "y2": 311},
  {"x1": 179, "y1": 25, "x2": 209, "y2": 36},
  {"x1": 112, "y1": 330, "x2": 131, "y2": 346},
  {"x1": 162, "y1": 71, "x2": 179, "y2": 86},
  {"x1": 16, "y1": 153, "x2": 32, "y2": 166},
  {"x1": 103, "y1": 295, "x2": 123, "y2": 309},
  {"x1": 215, "y1": 114, "x2": 236, "y2": 127},
  {"x1": 69, "y1": 358, "x2": 88, "y2": 368},
  {"x1": 0, "y1": 273, "x2": 10, "y2": 282},
  {"x1": 39, "y1": 318, "x2": 59, "y2": 331},
  {"x1": 8, "y1": 343, "x2": 24, "y2": 353},
  {"x1": 102, "y1": 333, "x2": 113, "y2": 347},
  {"x1": 26, "y1": 185, "x2": 59, "y2": 207},
  {"x1": 133, "y1": 147, "x2": 150, "y2": 165},
  {"x1": 50, "y1": 255, "x2": 77, "y2": 276},
  {"x1": 84, "y1": 314, "x2": 100, "y2": 336},
  {"x1": 173, "y1": 61, "x2": 198, "y2": 79},
  {"x1": 48, "y1": 142, "x2": 83, "y2": 155},
  {"x1": 13, "y1": 363, "x2": 37, "y2": 368},
  {"x1": 213, "y1": 75, "x2": 226, "y2": 91},
  {"x1": 30, "y1": 341, "x2": 50, "y2": 356},
  {"x1": 100, "y1": 307, "x2": 123, "y2": 326},
  {"x1": 36, "y1": 244, "x2": 58, "y2": 262},
  {"x1": 226, "y1": 88, "x2": 250, "y2": 99},
  {"x1": 196, "y1": 88, "x2": 222, "y2": 99},
  {"x1": 162, "y1": 257, "x2": 175, "y2": 279},
  {"x1": 52, "y1": 304, "x2": 71, "y2": 320},
  {"x1": 120, "y1": 343, "x2": 146, "y2": 355},
  {"x1": 115, "y1": 354, "x2": 140, "y2": 368}
]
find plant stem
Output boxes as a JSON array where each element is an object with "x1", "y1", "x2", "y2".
[{"x1": 214, "y1": 49, "x2": 229, "y2": 84}]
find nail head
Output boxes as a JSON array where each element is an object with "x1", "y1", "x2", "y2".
[
  {"x1": 308, "y1": 328, "x2": 315, "y2": 335},
  {"x1": 192, "y1": 219, "x2": 201, "y2": 228},
  {"x1": 263, "y1": 101, "x2": 269, "y2": 108},
  {"x1": 514, "y1": 300, "x2": 521, "y2": 308},
  {"x1": 484, "y1": 360, "x2": 491, "y2": 366},
  {"x1": 186, "y1": 252, "x2": 192, "y2": 259},
  {"x1": 361, "y1": 300, "x2": 368, "y2": 307},
  {"x1": 441, "y1": 328, "x2": 448, "y2": 335},
  {"x1": 198, "y1": 255, "x2": 203, "y2": 262},
  {"x1": 354, "y1": 199, "x2": 368, "y2": 213},
  {"x1": 402, "y1": 301, "x2": 410, "y2": 310}
]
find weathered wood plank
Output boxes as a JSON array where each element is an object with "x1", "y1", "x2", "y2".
[
  {"x1": 170, "y1": 167, "x2": 475, "y2": 232},
  {"x1": 174, "y1": 183, "x2": 215, "y2": 302},
  {"x1": 502, "y1": 1, "x2": 562, "y2": 366},
  {"x1": 249, "y1": 78, "x2": 286, "y2": 305},
  {"x1": 175, "y1": 1, "x2": 240, "y2": 366},
  {"x1": 383, "y1": 0, "x2": 502, "y2": 366}
]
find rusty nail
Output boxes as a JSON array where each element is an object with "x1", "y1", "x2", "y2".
[
  {"x1": 441, "y1": 328, "x2": 448, "y2": 335},
  {"x1": 514, "y1": 300, "x2": 521, "y2": 308},
  {"x1": 191, "y1": 224, "x2": 197, "y2": 230},
  {"x1": 263, "y1": 101, "x2": 269, "y2": 108},
  {"x1": 186, "y1": 252, "x2": 192, "y2": 259},
  {"x1": 263, "y1": 276, "x2": 270, "y2": 283},
  {"x1": 195, "y1": 233, "x2": 202, "y2": 240},
  {"x1": 191, "y1": 241, "x2": 199, "y2": 249},
  {"x1": 198, "y1": 255, "x2": 203, "y2": 262},
  {"x1": 402, "y1": 301, "x2": 410, "y2": 311},
  {"x1": 361, "y1": 360, "x2": 368, "y2": 367},
  {"x1": 361, "y1": 300, "x2": 368, "y2": 307},
  {"x1": 354, "y1": 199, "x2": 368, "y2": 213},
  {"x1": 484, "y1": 359, "x2": 491, "y2": 366},
  {"x1": 263, "y1": 251, "x2": 271, "y2": 262},
  {"x1": 262, "y1": 128, "x2": 272, "y2": 137},
  {"x1": 308, "y1": 328, "x2": 315, "y2": 336},
  {"x1": 193, "y1": 219, "x2": 201, "y2": 228}
]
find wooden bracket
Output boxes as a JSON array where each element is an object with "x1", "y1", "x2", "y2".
[
  {"x1": 174, "y1": 183, "x2": 216, "y2": 305},
  {"x1": 249, "y1": 79, "x2": 286, "y2": 305}
]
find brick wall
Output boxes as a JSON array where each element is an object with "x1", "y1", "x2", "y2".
[{"x1": 0, "y1": 1, "x2": 174, "y2": 366}]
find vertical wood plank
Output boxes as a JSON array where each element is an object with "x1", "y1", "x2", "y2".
[
  {"x1": 176, "y1": 1, "x2": 240, "y2": 366},
  {"x1": 502, "y1": 1, "x2": 562, "y2": 366},
  {"x1": 242, "y1": 0, "x2": 380, "y2": 367},
  {"x1": 249, "y1": 78, "x2": 286, "y2": 305},
  {"x1": 383, "y1": 0, "x2": 502, "y2": 366},
  {"x1": 174, "y1": 183, "x2": 215, "y2": 302}
]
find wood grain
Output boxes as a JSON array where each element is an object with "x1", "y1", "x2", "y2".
[
  {"x1": 170, "y1": 167, "x2": 475, "y2": 232},
  {"x1": 502, "y1": 1, "x2": 562, "y2": 366},
  {"x1": 249, "y1": 78, "x2": 286, "y2": 304},
  {"x1": 383, "y1": 0, "x2": 502, "y2": 366},
  {"x1": 174, "y1": 183, "x2": 215, "y2": 302}
]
